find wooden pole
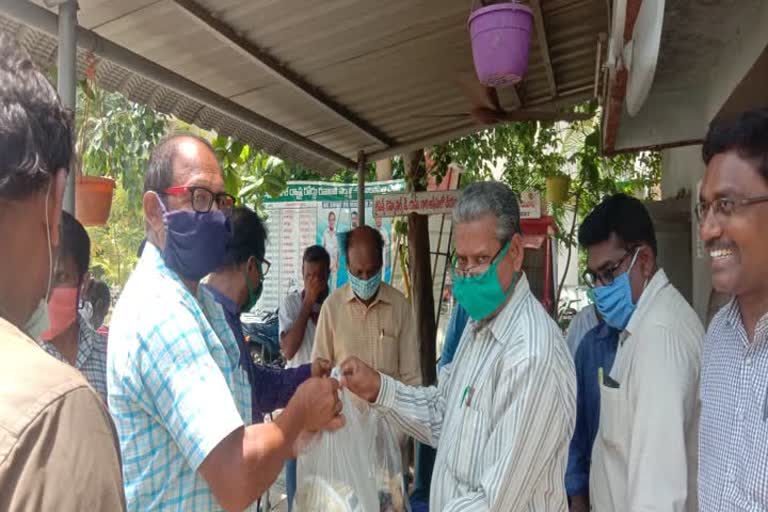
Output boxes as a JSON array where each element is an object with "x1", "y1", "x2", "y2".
[
  {"x1": 405, "y1": 149, "x2": 437, "y2": 386},
  {"x1": 357, "y1": 151, "x2": 366, "y2": 226},
  {"x1": 375, "y1": 159, "x2": 392, "y2": 181}
]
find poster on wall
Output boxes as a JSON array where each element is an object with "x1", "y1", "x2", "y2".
[{"x1": 258, "y1": 180, "x2": 405, "y2": 313}]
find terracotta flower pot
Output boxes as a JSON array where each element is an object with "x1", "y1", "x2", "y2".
[
  {"x1": 75, "y1": 176, "x2": 115, "y2": 226},
  {"x1": 545, "y1": 175, "x2": 570, "y2": 205}
]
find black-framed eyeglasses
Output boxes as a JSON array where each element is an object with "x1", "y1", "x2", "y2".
[
  {"x1": 695, "y1": 195, "x2": 768, "y2": 223},
  {"x1": 451, "y1": 243, "x2": 507, "y2": 278},
  {"x1": 259, "y1": 258, "x2": 271, "y2": 278},
  {"x1": 582, "y1": 247, "x2": 637, "y2": 288},
  {"x1": 162, "y1": 186, "x2": 236, "y2": 214}
]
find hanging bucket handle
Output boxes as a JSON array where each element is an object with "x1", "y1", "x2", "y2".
[{"x1": 469, "y1": 0, "x2": 520, "y2": 14}]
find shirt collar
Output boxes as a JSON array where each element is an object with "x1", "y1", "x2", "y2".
[
  {"x1": 625, "y1": 268, "x2": 669, "y2": 336},
  {"x1": 722, "y1": 298, "x2": 768, "y2": 348},
  {"x1": 343, "y1": 282, "x2": 392, "y2": 307},
  {"x1": 38, "y1": 314, "x2": 101, "y2": 369},
  {"x1": 472, "y1": 272, "x2": 531, "y2": 344},
  {"x1": 203, "y1": 283, "x2": 241, "y2": 318}
]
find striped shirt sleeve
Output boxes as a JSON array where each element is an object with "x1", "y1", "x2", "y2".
[{"x1": 374, "y1": 365, "x2": 452, "y2": 446}]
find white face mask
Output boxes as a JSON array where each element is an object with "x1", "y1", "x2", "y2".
[
  {"x1": 23, "y1": 300, "x2": 50, "y2": 341},
  {"x1": 23, "y1": 181, "x2": 56, "y2": 340}
]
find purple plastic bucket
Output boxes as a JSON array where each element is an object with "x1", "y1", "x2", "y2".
[{"x1": 468, "y1": 3, "x2": 534, "y2": 86}]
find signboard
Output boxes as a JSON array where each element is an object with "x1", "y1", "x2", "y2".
[
  {"x1": 372, "y1": 190, "x2": 461, "y2": 218},
  {"x1": 258, "y1": 180, "x2": 405, "y2": 313},
  {"x1": 519, "y1": 190, "x2": 542, "y2": 219}
]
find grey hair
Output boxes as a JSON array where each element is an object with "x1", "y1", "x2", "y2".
[{"x1": 452, "y1": 181, "x2": 521, "y2": 243}]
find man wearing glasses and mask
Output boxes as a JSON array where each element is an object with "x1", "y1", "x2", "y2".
[
  {"x1": 581, "y1": 194, "x2": 703, "y2": 512},
  {"x1": 108, "y1": 134, "x2": 344, "y2": 511},
  {"x1": 340, "y1": 182, "x2": 575, "y2": 511},
  {"x1": 697, "y1": 108, "x2": 768, "y2": 511}
]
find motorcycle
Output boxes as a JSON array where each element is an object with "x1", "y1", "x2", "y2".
[{"x1": 241, "y1": 309, "x2": 285, "y2": 369}]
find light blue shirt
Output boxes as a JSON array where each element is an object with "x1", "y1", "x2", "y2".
[{"x1": 108, "y1": 243, "x2": 253, "y2": 511}]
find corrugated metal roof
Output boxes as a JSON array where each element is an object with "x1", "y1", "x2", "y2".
[{"x1": 2, "y1": 0, "x2": 607, "y2": 174}]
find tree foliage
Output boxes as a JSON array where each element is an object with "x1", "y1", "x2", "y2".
[
  {"x1": 76, "y1": 72, "x2": 168, "y2": 208},
  {"x1": 86, "y1": 181, "x2": 145, "y2": 288},
  {"x1": 429, "y1": 105, "x2": 661, "y2": 243}
]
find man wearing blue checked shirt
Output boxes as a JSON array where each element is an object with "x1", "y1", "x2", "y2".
[
  {"x1": 108, "y1": 133, "x2": 344, "y2": 512},
  {"x1": 698, "y1": 108, "x2": 768, "y2": 511}
]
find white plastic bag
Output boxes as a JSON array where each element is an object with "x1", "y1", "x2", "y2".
[
  {"x1": 368, "y1": 411, "x2": 410, "y2": 512},
  {"x1": 294, "y1": 368, "x2": 411, "y2": 512},
  {"x1": 294, "y1": 383, "x2": 379, "y2": 511}
]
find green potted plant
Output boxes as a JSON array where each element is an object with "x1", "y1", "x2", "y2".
[
  {"x1": 75, "y1": 58, "x2": 115, "y2": 226},
  {"x1": 74, "y1": 56, "x2": 168, "y2": 225},
  {"x1": 538, "y1": 154, "x2": 571, "y2": 205}
]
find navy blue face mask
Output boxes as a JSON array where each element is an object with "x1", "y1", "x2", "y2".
[{"x1": 158, "y1": 199, "x2": 232, "y2": 282}]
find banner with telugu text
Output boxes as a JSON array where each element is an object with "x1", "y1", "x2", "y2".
[{"x1": 257, "y1": 180, "x2": 405, "y2": 313}]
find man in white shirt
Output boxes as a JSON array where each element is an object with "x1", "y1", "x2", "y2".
[
  {"x1": 279, "y1": 244, "x2": 330, "y2": 511},
  {"x1": 580, "y1": 193, "x2": 703, "y2": 512},
  {"x1": 321, "y1": 211, "x2": 339, "y2": 289},
  {"x1": 341, "y1": 181, "x2": 576, "y2": 511},
  {"x1": 280, "y1": 245, "x2": 330, "y2": 370}
]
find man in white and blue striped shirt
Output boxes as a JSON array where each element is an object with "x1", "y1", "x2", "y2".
[
  {"x1": 342, "y1": 181, "x2": 576, "y2": 511},
  {"x1": 698, "y1": 108, "x2": 768, "y2": 511}
]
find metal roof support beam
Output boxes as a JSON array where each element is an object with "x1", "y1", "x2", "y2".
[
  {"x1": 530, "y1": 0, "x2": 557, "y2": 98},
  {"x1": 0, "y1": 0, "x2": 356, "y2": 170},
  {"x1": 172, "y1": 0, "x2": 394, "y2": 149},
  {"x1": 357, "y1": 151, "x2": 366, "y2": 226},
  {"x1": 55, "y1": 0, "x2": 77, "y2": 214}
]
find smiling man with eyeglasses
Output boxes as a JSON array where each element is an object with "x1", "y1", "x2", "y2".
[
  {"x1": 698, "y1": 108, "x2": 768, "y2": 512},
  {"x1": 580, "y1": 193, "x2": 704, "y2": 512}
]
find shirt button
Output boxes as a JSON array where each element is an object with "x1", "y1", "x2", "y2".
[{"x1": 746, "y1": 357, "x2": 753, "y2": 366}]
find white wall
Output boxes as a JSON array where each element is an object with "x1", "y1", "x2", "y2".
[{"x1": 660, "y1": 145, "x2": 711, "y2": 323}]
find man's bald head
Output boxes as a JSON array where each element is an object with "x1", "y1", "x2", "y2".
[
  {"x1": 143, "y1": 133, "x2": 218, "y2": 195},
  {"x1": 346, "y1": 226, "x2": 384, "y2": 280}
]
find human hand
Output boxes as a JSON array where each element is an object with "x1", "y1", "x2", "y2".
[
  {"x1": 570, "y1": 495, "x2": 589, "y2": 512},
  {"x1": 339, "y1": 356, "x2": 381, "y2": 403},
  {"x1": 311, "y1": 358, "x2": 332, "y2": 378},
  {"x1": 303, "y1": 275, "x2": 325, "y2": 306},
  {"x1": 291, "y1": 377, "x2": 345, "y2": 432}
]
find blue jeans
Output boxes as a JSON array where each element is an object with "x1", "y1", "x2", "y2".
[{"x1": 285, "y1": 458, "x2": 297, "y2": 512}]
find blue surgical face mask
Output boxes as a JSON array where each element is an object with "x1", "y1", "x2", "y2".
[
  {"x1": 348, "y1": 270, "x2": 382, "y2": 301},
  {"x1": 592, "y1": 249, "x2": 640, "y2": 330},
  {"x1": 158, "y1": 199, "x2": 232, "y2": 282}
]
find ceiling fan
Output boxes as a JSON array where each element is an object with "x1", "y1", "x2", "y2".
[{"x1": 413, "y1": 75, "x2": 592, "y2": 125}]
